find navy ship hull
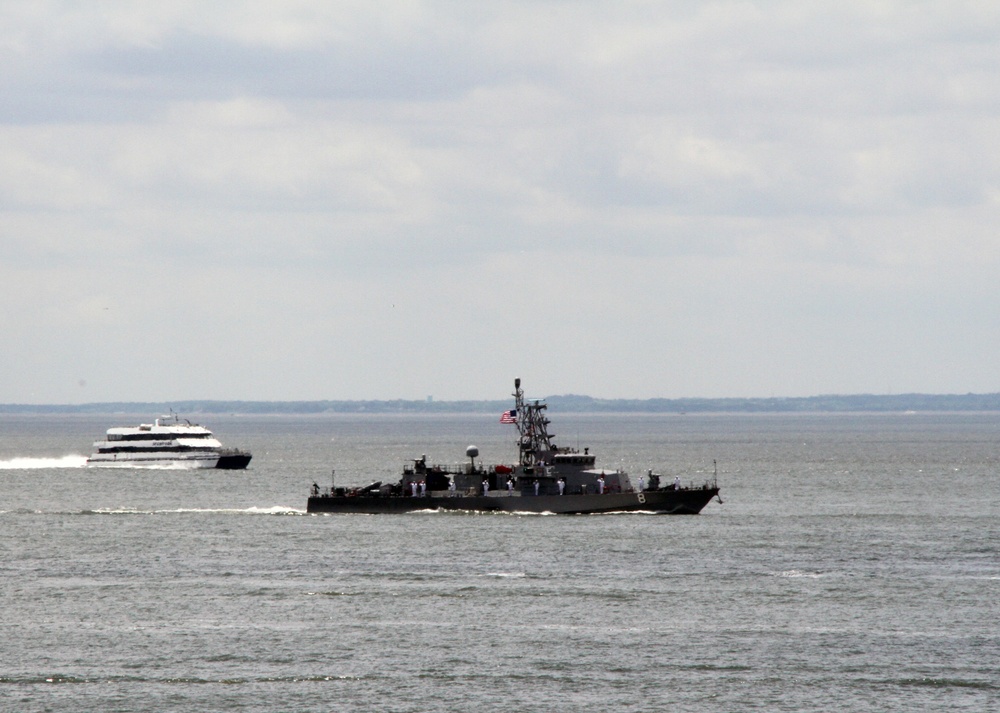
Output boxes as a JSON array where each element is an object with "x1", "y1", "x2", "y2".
[{"x1": 307, "y1": 486, "x2": 719, "y2": 515}]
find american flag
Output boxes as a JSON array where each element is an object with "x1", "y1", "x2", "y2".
[{"x1": 499, "y1": 409, "x2": 517, "y2": 424}]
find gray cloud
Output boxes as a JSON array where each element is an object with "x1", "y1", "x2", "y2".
[{"x1": 2, "y1": 2, "x2": 1000, "y2": 402}]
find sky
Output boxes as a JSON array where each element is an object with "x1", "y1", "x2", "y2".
[{"x1": 2, "y1": 1, "x2": 999, "y2": 403}]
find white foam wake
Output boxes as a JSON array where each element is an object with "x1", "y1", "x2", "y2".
[
  {"x1": 0, "y1": 455, "x2": 88, "y2": 469},
  {"x1": 89, "y1": 506, "x2": 306, "y2": 516}
]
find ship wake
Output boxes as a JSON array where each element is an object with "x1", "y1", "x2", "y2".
[{"x1": 0, "y1": 455, "x2": 88, "y2": 469}]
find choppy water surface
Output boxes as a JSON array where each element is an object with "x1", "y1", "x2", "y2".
[{"x1": 1, "y1": 412, "x2": 998, "y2": 711}]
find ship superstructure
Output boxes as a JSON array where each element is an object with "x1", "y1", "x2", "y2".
[{"x1": 508, "y1": 377, "x2": 626, "y2": 495}]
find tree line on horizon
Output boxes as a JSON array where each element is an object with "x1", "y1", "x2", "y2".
[{"x1": 3, "y1": 392, "x2": 1000, "y2": 414}]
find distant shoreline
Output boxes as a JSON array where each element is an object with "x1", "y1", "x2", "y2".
[{"x1": 3, "y1": 393, "x2": 1000, "y2": 414}]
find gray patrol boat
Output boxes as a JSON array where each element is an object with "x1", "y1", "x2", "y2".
[{"x1": 306, "y1": 378, "x2": 721, "y2": 515}]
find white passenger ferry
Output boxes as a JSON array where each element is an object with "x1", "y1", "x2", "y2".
[{"x1": 87, "y1": 413, "x2": 252, "y2": 469}]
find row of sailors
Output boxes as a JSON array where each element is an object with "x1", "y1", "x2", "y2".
[
  {"x1": 405, "y1": 477, "x2": 561, "y2": 496},
  {"x1": 406, "y1": 473, "x2": 681, "y2": 496},
  {"x1": 311, "y1": 473, "x2": 682, "y2": 498}
]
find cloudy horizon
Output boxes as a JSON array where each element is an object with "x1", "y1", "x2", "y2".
[{"x1": 3, "y1": 2, "x2": 999, "y2": 404}]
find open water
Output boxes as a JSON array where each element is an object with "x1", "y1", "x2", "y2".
[{"x1": 1, "y1": 412, "x2": 998, "y2": 712}]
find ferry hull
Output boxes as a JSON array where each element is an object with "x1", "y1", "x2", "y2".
[
  {"x1": 307, "y1": 487, "x2": 719, "y2": 515},
  {"x1": 215, "y1": 453, "x2": 253, "y2": 470},
  {"x1": 86, "y1": 456, "x2": 221, "y2": 469},
  {"x1": 86, "y1": 452, "x2": 252, "y2": 469}
]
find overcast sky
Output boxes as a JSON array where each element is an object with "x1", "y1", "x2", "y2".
[{"x1": 2, "y1": 1, "x2": 999, "y2": 403}]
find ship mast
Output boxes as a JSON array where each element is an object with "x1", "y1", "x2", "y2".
[{"x1": 513, "y1": 377, "x2": 555, "y2": 466}]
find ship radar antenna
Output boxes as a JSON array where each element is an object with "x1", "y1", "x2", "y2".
[{"x1": 512, "y1": 378, "x2": 555, "y2": 467}]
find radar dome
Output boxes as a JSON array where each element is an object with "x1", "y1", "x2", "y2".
[{"x1": 466, "y1": 445, "x2": 479, "y2": 459}]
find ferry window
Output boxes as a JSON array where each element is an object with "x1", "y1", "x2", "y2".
[{"x1": 118, "y1": 432, "x2": 212, "y2": 441}]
